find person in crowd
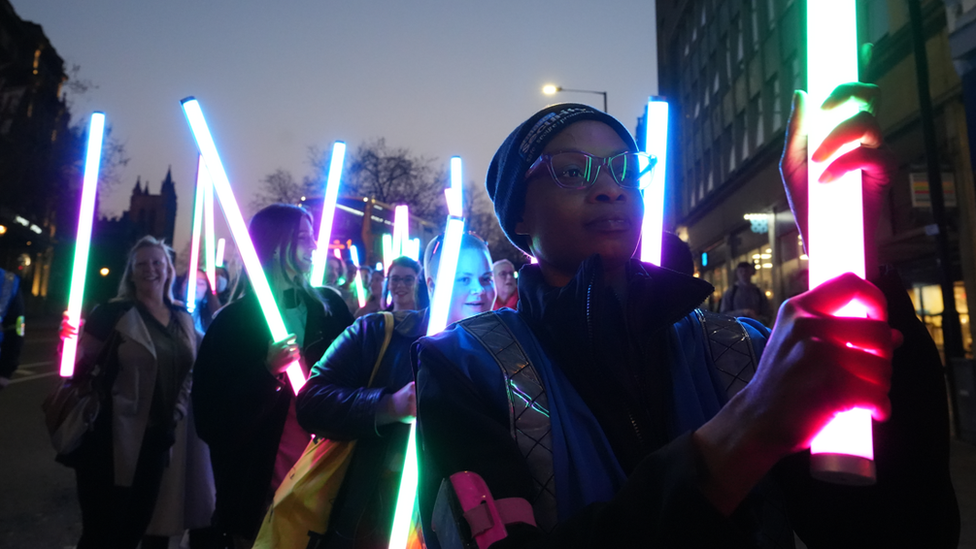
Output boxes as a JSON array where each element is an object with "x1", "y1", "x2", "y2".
[
  {"x1": 354, "y1": 266, "x2": 386, "y2": 318},
  {"x1": 174, "y1": 268, "x2": 222, "y2": 334},
  {"x1": 60, "y1": 236, "x2": 206, "y2": 549},
  {"x1": 325, "y1": 255, "x2": 355, "y2": 310},
  {"x1": 341, "y1": 259, "x2": 362, "y2": 314},
  {"x1": 215, "y1": 266, "x2": 232, "y2": 306},
  {"x1": 296, "y1": 232, "x2": 495, "y2": 548},
  {"x1": 193, "y1": 204, "x2": 354, "y2": 548},
  {"x1": 720, "y1": 261, "x2": 771, "y2": 324},
  {"x1": 386, "y1": 256, "x2": 424, "y2": 312},
  {"x1": 660, "y1": 231, "x2": 695, "y2": 276},
  {"x1": 414, "y1": 88, "x2": 958, "y2": 548},
  {"x1": 0, "y1": 266, "x2": 25, "y2": 391},
  {"x1": 491, "y1": 259, "x2": 518, "y2": 310}
]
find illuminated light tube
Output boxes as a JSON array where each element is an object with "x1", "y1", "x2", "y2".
[
  {"x1": 805, "y1": 0, "x2": 874, "y2": 485},
  {"x1": 382, "y1": 233, "x2": 394, "y2": 273},
  {"x1": 180, "y1": 97, "x2": 306, "y2": 394},
  {"x1": 60, "y1": 112, "x2": 106, "y2": 377},
  {"x1": 333, "y1": 248, "x2": 341, "y2": 259},
  {"x1": 406, "y1": 238, "x2": 421, "y2": 262},
  {"x1": 310, "y1": 141, "x2": 347, "y2": 287},
  {"x1": 215, "y1": 237, "x2": 226, "y2": 268},
  {"x1": 349, "y1": 244, "x2": 367, "y2": 309},
  {"x1": 389, "y1": 157, "x2": 465, "y2": 549},
  {"x1": 204, "y1": 168, "x2": 217, "y2": 293},
  {"x1": 393, "y1": 205, "x2": 409, "y2": 258},
  {"x1": 641, "y1": 97, "x2": 668, "y2": 265},
  {"x1": 186, "y1": 156, "x2": 208, "y2": 315}
]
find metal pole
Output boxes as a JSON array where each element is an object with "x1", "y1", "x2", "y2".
[
  {"x1": 602, "y1": 91, "x2": 608, "y2": 113},
  {"x1": 907, "y1": 0, "x2": 965, "y2": 435}
]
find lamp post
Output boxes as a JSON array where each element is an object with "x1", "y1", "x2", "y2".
[{"x1": 542, "y1": 84, "x2": 608, "y2": 112}]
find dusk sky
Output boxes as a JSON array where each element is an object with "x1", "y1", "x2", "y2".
[{"x1": 13, "y1": 0, "x2": 659, "y2": 253}]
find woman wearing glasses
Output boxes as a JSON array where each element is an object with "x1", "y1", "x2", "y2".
[
  {"x1": 414, "y1": 97, "x2": 956, "y2": 547},
  {"x1": 295, "y1": 233, "x2": 494, "y2": 548},
  {"x1": 386, "y1": 256, "x2": 424, "y2": 312}
]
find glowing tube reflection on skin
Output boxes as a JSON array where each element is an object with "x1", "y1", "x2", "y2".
[
  {"x1": 349, "y1": 244, "x2": 367, "y2": 309},
  {"x1": 204, "y1": 169, "x2": 217, "y2": 293},
  {"x1": 310, "y1": 141, "x2": 347, "y2": 287},
  {"x1": 388, "y1": 156, "x2": 465, "y2": 549},
  {"x1": 806, "y1": 0, "x2": 874, "y2": 485},
  {"x1": 186, "y1": 157, "x2": 207, "y2": 315},
  {"x1": 641, "y1": 97, "x2": 668, "y2": 265},
  {"x1": 181, "y1": 97, "x2": 306, "y2": 394},
  {"x1": 215, "y1": 238, "x2": 226, "y2": 268},
  {"x1": 60, "y1": 112, "x2": 106, "y2": 377}
]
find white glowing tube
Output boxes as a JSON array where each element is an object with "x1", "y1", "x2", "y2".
[
  {"x1": 181, "y1": 97, "x2": 306, "y2": 395},
  {"x1": 806, "y1": 0, "x2": 874, "y2": 485},
  {"x1": 60, "y1": 112, "x2": 105, "y2": 377},
  {"x1": 204, "y1": 168, "x2": 217, "y2": 293},
  {"x1": 310, "y1": 141, "x2": 347, "y2": 287},
  {"x1": 641, "y1": 98, "x2": 669, "y2": 265},
  {"x1": 215, "y1": 237, "x2": 226, "y2": 268},
  {"x1": 382, "y1": 233, "x2": 394, "y2": 274},
  {"x1": 389, "y1": 156, "x2": 465, "y2": 549},
  {"x1": 186, "y1": 157, "x2": 207, "y2": 315}
]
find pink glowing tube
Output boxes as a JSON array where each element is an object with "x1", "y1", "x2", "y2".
[
  {"x1": 186, "y1": 156, "x2": 207, "y2": 315},
  {"x1": 806, "y1": 0, "x2": 875, "y2": 485},
  {"x1": 181, "y1": 97, "x2": 306, "y2": 394},
  {"x1": 60, "y1": 112, "x2": 106, "y2": 377}
]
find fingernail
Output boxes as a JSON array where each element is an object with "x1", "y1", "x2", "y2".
[{"x1": 819, "y1": 172, "x2": 834, "y2": 183}]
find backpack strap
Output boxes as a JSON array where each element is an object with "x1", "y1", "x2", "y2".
[
  {"x1": 694, "y1": 309, "x2": 759, "y2": 400},
  {"x1": 458, "y1": 312, "x2": 558, "y2": 532},
  {"x1": 366, "y1": 311, "x2": 395, "y2": 388}
]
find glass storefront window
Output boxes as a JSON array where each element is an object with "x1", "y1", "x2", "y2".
[{"x1": 908, "y1": 281, "x2": 973, "y2": 358}]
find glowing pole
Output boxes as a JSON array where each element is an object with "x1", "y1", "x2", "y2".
[
  {"x1": 310, "y1": 141, "x2": 347, "y2": 287},
  {"x1": 186, "y1": 157, "x2": 207, "y2": 315},
  {"x1": 388, "y1": 156, "x2": 465, "y2": 549},
  {"x1": 641, "y1": 97, "x2": 668, "y2": 265},
  {"x1": 60, "y1": 112, "x2": 106, "y2": 377},
  {"x1": 204, "y1": 168, "x2": 217, "y2": 293},
  {"x1": 181, "y1": 97, "x2": 306, "y2": 394},
  {"x1": 806, "y1": 0, "x2": 874, "y2": 485},
  {"x1": 392, "y1": 205, "x2": 409, "y2": 258},
  {"x1": 349, "y1": 244, "x2": 367, "y2": 309},
  {"x1": 405, "y1": 238, "x2": 421, "y2": 262},
  {"x1": 215, "y1": 237, "x2": 226, "y2": 268},
  {"x1": 382, "y1": 234, "x2": 394, "y2": 273}
]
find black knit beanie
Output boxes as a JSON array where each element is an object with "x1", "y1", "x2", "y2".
[{"x1": 485, "y1": 103, "x2": 638, "y2": 255}]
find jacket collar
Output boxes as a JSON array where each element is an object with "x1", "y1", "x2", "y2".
[
  {"x1": 392, "y1": 308, "x2": 429, "y2": 338},
  {"x1": 517, "y1": 255, "x2": 714, "y2": 336}
]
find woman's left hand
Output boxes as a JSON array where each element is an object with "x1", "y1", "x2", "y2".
[{"x1": 780, "y1": 83, "x2": 898, "y2": 273}]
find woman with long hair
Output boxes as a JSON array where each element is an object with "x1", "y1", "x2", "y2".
[
  {"x1": 60, "y1": 236, "x2": 204, "y2": 548},
  {"x1": 385, "y1": 256, "x2": 427, "y2": 312},
  {"x1": 192, "y1": 204, "x2": 354, "y2": 548}
]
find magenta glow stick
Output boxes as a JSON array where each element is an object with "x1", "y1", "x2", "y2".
[
  {"x1": 60, "y1": 112, "x2": 106, "y2": 377},
  {"x1": 186, "y1": 156, "x2": 207, "y2": 315},
  {"x1": 181, "y1": 97, "x2": 306, "y2": 394},
  {"x1": 806, "y1": 0, "x2": 874, "y2": 485}
]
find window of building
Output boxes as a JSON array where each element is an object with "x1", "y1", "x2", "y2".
[
  {"x1": 909, "y1": 282, "x2": 973, "y2": 357},
  {"x1": 862, "y1": 0, "x2": 891, "y2": 44},
  {"x1": 750, "y1": 0, "x2": 761, "y2": 52},
  {"x1": 766, "y1": 0, "x2": 776, "y2": 30},
  {"x1": 770, "y1": 75, "x2": 783, "y2": 131}
]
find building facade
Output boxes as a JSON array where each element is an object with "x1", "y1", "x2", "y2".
[{"x1": 656, "y1": 0, "x2": 976, "y2": 358}]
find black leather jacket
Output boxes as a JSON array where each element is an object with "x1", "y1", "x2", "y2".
[{"x1": 296, "y1": 308, "x2": 429, "y2": 547}]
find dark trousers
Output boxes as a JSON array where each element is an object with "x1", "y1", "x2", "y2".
[{"x1": 75, "y1": 431, "x2": 168, "y2": 549}]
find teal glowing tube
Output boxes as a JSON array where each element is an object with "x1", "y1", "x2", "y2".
[
  {"x1": 60, "y1": 112, "x2": 106, "y2": 377},
  {"x1": 180, "y1": 97, "x2": 306, "y2": 394},
  {"x1": 805, "y1": 0, "x2": 874, "y2": 485},
  {"x1": 641, "y1": 97, "x2": 668, "y2": 265},
  {"x1": 186, "y1": 156, "x2": 207, "y2": 315},
  {"x1": 310, "y1": 141, "x2": 347, "y2": 287}
]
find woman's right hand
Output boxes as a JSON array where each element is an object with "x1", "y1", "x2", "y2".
[
  {"x1": 378, "y1": 381, "x2": 417, "y2": 425},
  {"x1": 266, "y1": 335, "x2": 300, "y2": 376},
  {"x1": 59, "y1": 311, "x2": 81, "y2": 341}
]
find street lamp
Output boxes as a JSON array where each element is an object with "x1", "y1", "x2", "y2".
[{"x1": 542, "y1": 84, "x2": 608, "y2": 112}]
